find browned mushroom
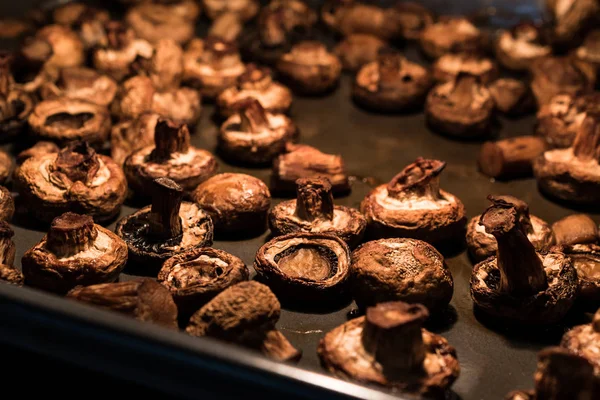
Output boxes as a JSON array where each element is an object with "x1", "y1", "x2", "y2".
[
  {"x1": 28, "y1": 98, "x2": 111, "y2": 147},
  {"x1": 560, "y1": 309, "x2": 600, "y2": 377},
  {"x1": 218, "y1": 99, "x2": 297, "y2": 165},
  {"x1": 217, "y1": 64, "x2": 292, "y2": 118},
  {"x1": 186, "y1": 281, "x2": 300, "y2": 362},
  {"x1": 0, "y1": 18, "x2": 32, "y2": 39},
  {"x1": 0, "y1": 52, "x2": 35, "y2": 140},
  {"x1": 67, "y1": 279, "x2": 178, "y2": 329},
  {"x1": 0, "y1": 187, "x2": 14, "y2": 222},
  {"x1": 533, "y1": 112, "x2": 600, "y2": 205},
  {"x1": 425, "y1": 73, "x2": 495, "y2": 139},
  {"x1": 22, "y1": 212, "x2": 128, "y2": 294},
  {"x1": 158, "y1": 247, "x2": 249, "y2": 321},
  {"x1": 16, "y1": 141, "x2": 59, "y2": 165},
  {"x1": 394, "y1": 1, "x2": 434, "y2": 41},
  {"x1": 321, "y1": 0, "x2": 403, "y2": 40},
  {"x1": 546, "y1": 0, "x2": 600, "y2": 48},
  {"x1": 0, "y1": 150, "x2": 11, "y2": 186},
  {"x1": 254, "y1": 232, "x2": 350, "y2": 301},
  {"x1": 470, "y1": 201, "x2": 578, "y2": 325},
  {"x1": 269, "y1": 178, "x2": 366, "y2": 248},
  {"x1": 353, "y1": 48, "x2": 432, "y2": 112},
  {"x1": 110, "y1": 112, "x2": 159, "y2": 166},
  {"x1": 39, "y1": 67, "x2": 117, "y2": 107},
  {"x1": 115, "y1": 178, "x2": 214, "y2": 271},
  {"x1": 22, "y1": 24, "x2": 85, "y2": 73},
  {"x1": 361, "y1": 158, "x2": 466, "y2": 246},
  {"x1": 124, "y1": 119, "x2": 217, "y2": 196},
  {"x1": 52, "y1": 2, "x2": 110, "y2": 50},
  {"x1": 125, "y1": 1, "x2": 200, "y2": 45},
  {"x1": 182, "y1": 37, "x2": 246, "y2": 100},
  {"x1": 191, "y1": 173, "x2": 271, "y2": 235},
  {"x1": 432, "y1": 53, "x2": 498, "y2": 84},
  {"x1": 277, "y1": 41, "x2": 342, "y2": 95},
  {"x1": 351, "y1": 238, "x2": 453, "y2": 311},
  {"x1": 553, "y1": 214, "x2": 598, "y2": 245},
  {"x1": 14, "y1": 141, "x2": 127, "y2": 223},
  {"x1": 478, "y1": 136, "x2": 548, "y2": 180},
  {"x1": 559, "y1": 244, "x2": 600, "y2": 309},
  {"x1": 318, "y1": 301, "x2": 460, "y2": 397},
  {"x1": 202, "y1": 0, "x2": 259, "y2": 21},
  {"x1": 333, "y1": 34, "x2": 387, "y2": 72},
  {"x1": 209, "y1": 12, "x2": 243, "y2": 42},
  {"x1": 0, "y1": 222, "x2": 20, "y2": 286},
  {"x1": 271, "y1": 143, "x2": 350, "y2": 196},
  {"x1": 495, "y1": 22, "x2": 552, "y2": 71},
  {"x1": 466, "y1": 195, "x2": 554, "y2": 263},
  {"x1": 420, "y1": 17, "x2": 483, "y2": 59},
  {"x1": 488, "y1": 78, "x2": 535, "y2": 117},
  {"x1": 574, "y1": 30, "x2": 600, "y2": 71}
]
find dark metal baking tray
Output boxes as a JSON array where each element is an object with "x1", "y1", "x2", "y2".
[{"x1": 0, "y1": 0, "x2": 594, "y2": 399}]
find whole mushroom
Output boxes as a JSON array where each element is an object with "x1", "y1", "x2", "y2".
[
  {"x1": 0, "y1": 52, "x2": 35, "y2": 140},
  {"x1": 546, "y1": 0, "x2": 600, "y2": 48},
  {"x1": 333, "y1": 34, "x2": 387, "y2": 72},
  {"x1": 419, "y1": 17, "x2": 483, "y2": 59},
  {"x1": 394, "y1": 2, "x2": 434, "y2": 41},
  {"x1": 552, "y1": 213, "x2": 598, "y2": 246},
  {"x1": 432, "y1": 53, "x2": 498, "y2": 84},
  {"x1": 559, "y1": 244, "x2": 600, "y2": 309},
  {"x1": 125, "y1": 1, "x2": 200, "y2": 45},
  {"x1": 40, "y1": 67, "x2": 118, "y2": 107},
  {"x1": 560, "y1": 309, "x2": 600, "y2": 378},
  {"x1": 52, "y1": 2, "x2": 110, "y2": 50},
  {"x1": 110, "y1": 112, "x2": 159, "y2": 166},
  {"x1": 495, "y1": 22, "x2": 552, "y2": 71}
]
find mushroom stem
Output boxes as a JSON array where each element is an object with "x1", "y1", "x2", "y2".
[
  {"x1": 294, "y1": 178, "x2": 334, "y2": 222},
  {"x1": 572, "y1": 113, "x2": 600, "y2": 162},
  {"x1": 47, "y1": 213, "x2": 98, "y2": 258},
  {"x1": 361, "y1": 302, "x2": 429, "y2": 374},
  {"x1": 535, "y1": 348, "x2": 596, "y2": 400},
  {"x1": 52, "y1": 141, "x2": 100, "y2": 184},
  {"x1": 377, "y1": 49, "x2": 401, "y2": 83},
  {"x1": 487, "y1": 195, "x2": 534, "y2": 235},
  {"x1": 449, "y1": 73, "x2": 479, "y2": 108},
  {"x1": 238, "y1": 99, "x2": 269, "y2": 133},
  {"x1": 387, "y1": 158, "x2": 445, "y2": 201},
  {"x1": 0, "y1": 222, "x2": 15, "y2": 266},
  {"x1": 480, "y1": 203, "x2": 547, "y2": 296},
  {"x1": 150, "y1": 119, "x2": 191, "y2": 161},
  {"x1": 0, "y1": 52, "x2": 12, "y2": 96},
  {"x1": 148, "y1": 178, "x2": 183, "y2": 239}
]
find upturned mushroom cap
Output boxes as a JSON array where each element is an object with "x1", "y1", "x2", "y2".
[
  {"x1": 202, "y1": 0, "x2": 259, "y2": 21},
  {"x1": 495, "y1": 22, "x2": 552, "y2": 71},
  {"x1": 419, "y1": 17, "x2": 483, "y2": 59},
  {"x1": 318, "y1": 301, "x2": 460, "y2": 397},
  {"x1": 334, "y1": 34, "x2": 386, "y2": 72},
  {"x1": 40, "y1": 67, "x2": 117, "y2": 107},
  {"x1": 488, "y1": 78, "x2": 535, "y2": 117},
  {"x1": 361, "y1": 158, "x2": 466, "y2": 246},
  {"x1": 125, "y1": 1, "x2": 200, "y2": 45},
  {"x1": 321, "y1": 0, "x2": 403, "y2": 40},
  {"x1": 560, "y1": 244, "x2": 600, "y2": 309},
  {"x1": 27, "y1": 25, "x2": 85, "y2": 72},
  {"x1": 0, "y1": 52, "x2": 36, "y2": 139},
  {"x1": 432, "y1": 53, "x2": 499, "y2": 84},
  {"x1": 561, "y1": 309, "x2": 600, "y2": 378},
  {"x1": 269, "y1": 177, "x2": 366, "y2": 248},
  {"x1": 22, "y1": 212, "x2": 128, "y2": 294},
  {"x1": 52, "y1": 3, "x2": 110, "y2": 50},
  {"x1": 14, "y1": 141, "x2": 127, "y2": 223}
]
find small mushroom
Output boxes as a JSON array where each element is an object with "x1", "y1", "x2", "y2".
[
  {"x1": 495, "y1": 22, "x2": 552, "y2": 71},
  {"x1": 318, "y1": 301, "x2": 460, "y2": 397},
  {"x1": 268, "y1": 178, "x2": 366, "y2": 248},
  {"x1": 321, "y1": 0, "x2": 403, "y2": 40},
  {"x1": 125, "y1": 1, "x2": 200, "y2": 45},
  {"x1": 14, "y1": 141, "x2": 127, "y2": 223},
  {"x1": 425, "y1": 73, "x2": 494, "y2": 139},
  {"x1": 333, "y1": 34, "x2": 387, "y2": 72},
  {"x1": 158, "y1": 247, "x2": 249, "y2": 321},
  {"x1": 394, "y1": 1, "x2": 434, "y2": 41},
  {"x1": 182, "y1": 37, "x2": 246, "y2": 100},
  {"x1": 124, "y1": 119, "x2": 217, "y2": 195},
  {"x1": 271, "y1": 143, "x2": 350, "y2": 196},
  {"x1": 478, "y1": 136, "x2": 548, "y2": 180},
  {"x1": 39, "y1": 67, "x2": 118, "y2": 107},
  {"x1": 67, "y1": 279, "x2": 178, "y2": 329},
  {"x1": 110, "y1": 112, "x2": 159, "y2": 166},
  {"x1": 419, "y1": 17, "x2": 483, "y2": 59},
  {"x1": 276, "y1": 41, "x2": 342, "y2": 95},
  {"x1": 466, "y1": 195, "x2": 554, "y2": 263},
  {"x1": 361, "y1": 158, "x2": 466, "y2": 246},
  {"x1": 0, "y1": 53, "x2": 35, "y2": 140},
  {"x1": 186, "y1": 281, "x2": 301, "y2": 362},
  {"x1": 546, "y1": 0, "x2": 600, "y2": 48},
  {"x1": 560, "y1": 244, "x2": 600, "y2": 309},
  {"x1": 470, "y1": 201, "x2": 578, "y2": 325},
  {"x1": 574, "y1": 30, "x2": 600, "y2": 71},
  {"x1": 22, "y1": 212, "x2": 128, "y2": 294},
  {"x1": 432, "y1": 53, "x2": 498, "y2": 84},
  {"x1": 217, "y1": 64, "x2": 292, "y2": 118},
  {"x1": 16, "y1": 141, "x2": 59, "y2": 165},
  {"x1": 28, "y1": 98, "x2": 111, "y2": 147},
  {"x1": 254, "y1": 232, "x2": 351, "y2": 301},
  {"x1": 553, "y1": 214, "x2": 598, "y2": 245},
  {"x1": 52, "y1": 2, "x2": 110, "y2": 50},
  {"x1": 202, "y1": 0, "x2": 259, "y2": 21},
  {"x1": 529, "y1": 56, "x2": 596, "y2": 107},
  {"x1": 218, "y1": 99, "x2": 297, "y2": 165},
  {"x1": 115, "y1": 178, "x2": 214, "y2": 270},
  {"x1": 488, "y1": 78, "x2": 535, "y2": 117},
  {"x1": 533, "y1": 112, "x2": 600, "y2": 205},
  {"x1": 351, "y1": 239, "x2": 453, "y2": 311},
  {"x1": 0, "y1": 187, "x2": 14, "y2": 222},
  {"x1": 0, "y1": 222, "x2": 21, "y2": 286},
  {"x1": 353, "y1": 48, "x2": 432, "y2": 112},
  {"x1": 560, "y1": 309, "x2": 600, "y2": 377},
  {"x1": 191, "y1": 173, "x2": 271, "y2": 235}
]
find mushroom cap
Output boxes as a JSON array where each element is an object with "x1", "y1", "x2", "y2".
[
  {"x1": 0, "y1": 150, "x2": 12, "y2": 185},
  {"x1": 40, "y1": 67, "x2": 118, "y2": 107},
  {"x1": 394, "y1": 1, "x2": 434, "y2": 41},
  {"x1": 0, "y1": 264, "x2": 23, "y2": 286},
  {"x1": 432, "y1": 53, "x2": 499, "y2": 84},
  {"x1": 93, "y1": 32, "x2": 154, "y2": 81},
  {"x1": 16, "y1": 141, "x2": 59, "y2": 165},
  {"x1": 125, "y1": 1, "x2": 200, "y2": 45},
  {"x1": 35, "y1": 24, "x2": 85, "y2": 70},
  {"x1": 110, "y1": 112, "x2": 159, "y2": 167},
  {"x1": 530, "y1": 56, "x2": 596, "y2": 106},
  {"x1": 561, "y1": 319, "x2": 600, "y2": 377},
  {"x1": 0, "y1": 186, "x2": 14, "y2": 222},
  {"x1": 488, "y1": 78, "x2": 535, "y2": 116},
  {"x1": 495, "y1": 24, "x2": 552, "y2": 71},
  {"x1": 561, "y1": 244, "x2": 600, "y2": 309},
  {"x1": 334, "y1": 34, "x2": 387, "y2": 72},
  {"x1": 202, "y1": 0, "x2": 259, "y2": 21},
  {"x1": 419, "y1": 17, "x2": 483, "y2": 59}
]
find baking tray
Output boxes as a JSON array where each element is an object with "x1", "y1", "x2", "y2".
[{"x1": 0, "y1": 0, "x2": 593, "y2": 399}]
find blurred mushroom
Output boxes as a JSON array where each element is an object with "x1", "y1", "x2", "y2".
[
  {"x1": 321, "y1": 0, "x2": 403, "y2": 40},
  {"x1": 52, "y1": 2, "x2": 110, "y2": 50},
  {"x1": 420, "y1": 17, "x2": 483, "y2": 59},
  {"x1": 432, "y1": 53, "x2": 498, "y2": 84},
  {"x1": 394, "y1": 1, "x2": 434, "y2": 41},
  {"x1": 546, "y1": 0, "x2": 600, "y2": 48},
  {"x1": 40, "y1": 67, "x2": 117, "y2": 107},
  {"x1": 110, "y1": 112, "x2": 159, "y2": 166},
  {"x1": 495, "y1": 22, "x2": 552, "y2": 71},
  {"x1": 202, "y1": 0, "x2": 259, "y2": 21},
  {"x1": 553, "y1": 214, "x2": 598, "y2": 245},
  {"x1": 125, "y1": 1, "x2": 200, "y2": 45},
  {"x1": 0, "y1": 52, "x2": 35, "y2": 140},
  {"x1": 333, "y1": 34, "x2": 386, "y2": 72}
]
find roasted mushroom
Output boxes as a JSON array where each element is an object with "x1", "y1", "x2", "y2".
[
  {"x1": 420, "y1": 17, "x2": 483, "y2": 59},
  {"x1": 394, "y1": 2, "x2": 434, "y2": 41},
  {"x1": 269, "y1": 178, "x2": 366, "y2": 248},
  {"x1": 218, "y1": 99, "x2": 297, "y2": 165},
  {"x1": 115, "y1": 178, "x2": 214, "y2": 270},
  {"x1": 202, "y1": 0, "x2": 259, "y2": 21},
  {"x1": 333, "y1": 34, "x2": 386, "y2": 72},
  {"x1": 191, "y1": 173, "x2": 271, "y2": 236},
  {"x1": 553, "y1": 214, "x2": 598, "y2": 245},
  {"x1": 0, "y1": 186, "x2": 14, "y2": 222},
  {"x1": 318, "y1": 301, "x2": 460, "y2": 397},
  {"x1": 561, "y1": 309, "x2": 600, "y2": 377},
  {"x1": 425, "y1": 73, "x2": 494, "y2": 139},
  {"x1": 0, "y1": 150, "x2": 11, "y2": 186},
  {"x1": 575, "y1": 30, "x2": 600, "y2": 71},
  {"x1": 470, "y1": 201, "x2": 578, "y2": 325},
  {"x1": 254, "y1": 232, "x2": 351, "y2": 302},
  {"x1": 52, "y1": 2, "x2": 110, "y2": 50},
  {"x1": 351, "y1": 238, "x2": 453, "y2": 311},
  {"x1": 14, "y1": 141, "x2": 127, "y2": 223},
  {"x1": 271, "y1": 143, "x2": 350, "y2": 196},
  {"x1": 361, "y1": 158, "x2": 466, "y2": 246},
  {"x1": 529, "y1": 56, "x2": 596, "y2": 106},
  {"x1": 158, "y1": 247, "x2": 249, "y2": 320},
  {"x1": 110, "y1": 112, "x2": 159, "y2": 166},
  {"x1": 67, "y1": 279, "x2": 178, "y2": 329},
  {"x1": 21, "y1": 24, "x2": 85, "y2": 73},
  {"x1": 560, "y1": 244, "x2": 600, "y2": 309},
  {"x1": 22, "y1": 212, "x2": 128, "y2": 294},
  {"x1": 533, "y1": 112, "x2": 600, "y2": 205},
  {"x1": 321, "y1": 0, "x2": 403, "y2": 40},
  {"x1": 125, "y1": 1, "x2": 200, "y2": 45},
  {"x1": 276, "y1": 41, "x2": 342, "y2": 95},
  {"x1": 124, "y1": 119, "x2": 217, "y2": 195},
  {"x1": 217, "y1": 64, "x2": 292, "y2": 118},
  {"x1": 466, "y1": 195, "x2": 554, "y2": 263},
  {"x1": 16, "y1": 141, "x2": 58, "y2": 165},
  {"x1": 186, "y1": 281, "x2": 301, "y2": 362},
  {"x1": 478, "y1": 136, "x2": 548, "y2": 180},
  {"x1": 353, "y1": 48, "x2": 432, "y2": 112},
  {"x1": 39, "y1": 67, "x2": 117, "y2": 107},
  {"x1": 546, "y1": 0, "x2": 600, "y2": 48},
  {"x1": 182, "y1": 37, "x2": 246, "y2": 100},
  {"x1": 488, "y1": 78, "x2": 535, "y2": 117},
  {"x1": 495, "y1": 22, "x2": 552, "y2": 71},
  {"x1": 0, "y1": 222, "x2": 21, "y2": 286},
  {"x1": 0, "y1": 18, "x2": 32, "y2": 39},
  {"x1": 0, "y1": 53, "x2": 35, "y2": 141},
  {"x1": 432, "y1": 53, "x2": 498, "y2": 84},
  {"x1": 209, "y1": 12, "x2": 243, "y2": 42}
]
